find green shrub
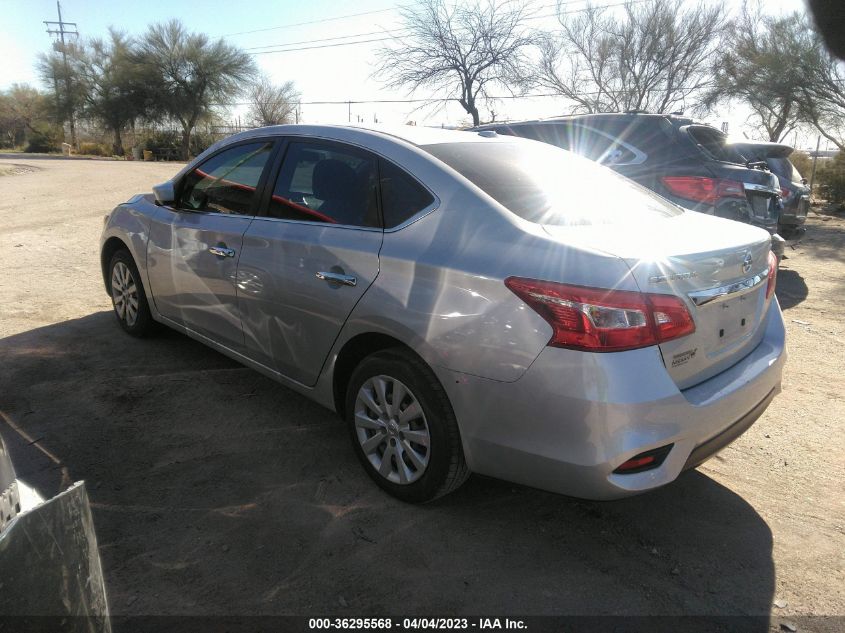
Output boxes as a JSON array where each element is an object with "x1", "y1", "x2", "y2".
[
  {"x1": 790, "y1": 151, "x2": 812, "y2": 179},
  {"x1": 816, "y1": 152, "x2": 845, "y2": 204},
  {"x1": 141, "y1": 129, "x2": 181, "y2": 152},
  {"x1": 25, "y1": 124, "x2": 61, "y2": 153},
  {"x1": 78, "y1": 142, "x2": 111, "y2": 156},
  {"x1": 139, "y1": 129, "x2": 215, "y2": 159},
  {"x1": 189, "y1": 130, "x2": 215, "y2": 157}
]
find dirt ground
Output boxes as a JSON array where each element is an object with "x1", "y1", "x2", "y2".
[{"x1": 0, "y1": 155, "x2": 843, "y2": 629}]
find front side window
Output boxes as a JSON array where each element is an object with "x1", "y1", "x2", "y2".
[
  {"x1": 379, "y1": 160, "x2": 434, "y2": 228},
  {"x1": 178, "y1": 142, "x2": 274, "y2": 215},
  {"x1": 268, "y1": 142, "x2": 379, "y2": 227}
]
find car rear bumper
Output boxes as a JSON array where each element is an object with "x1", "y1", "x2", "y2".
[
  {"x1": 779, "y1": 210, "x2": 808, "y2": 227},
  {"x1": 435, "y1": 298, "x2": 786, "y2": 500},
  {"x1": 779, "y1": 196, "x2": 809, "y2": 228}
]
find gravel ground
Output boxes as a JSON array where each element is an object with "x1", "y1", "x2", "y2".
[{"x1": 0, "y1": 156, "x2": 842, "y2": 630}]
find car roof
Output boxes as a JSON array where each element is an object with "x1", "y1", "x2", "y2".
[
  {"x1": 727, "y1": 140, "x2": 794, "y2": 158},
  {"x1": 473, "y1": 112, "x2": 697, "y2": 129},
  {"x1": 224, "y1": 123, "x2": 494, "y2": 148}
]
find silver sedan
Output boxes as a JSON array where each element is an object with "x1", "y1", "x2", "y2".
[{"x1": 99, "y1": 124, "x2": 785, "y2": 502}]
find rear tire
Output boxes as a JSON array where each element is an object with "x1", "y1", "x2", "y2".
[
  {"x1": 778, "y1": 225, "x2": 796, "y2": 240},
  {"x1": 345, "y1": 348, "x2": 469, "y2": 502},
  {"x1": 108, "y1": 249, "x2": 154, "y2": 337}
]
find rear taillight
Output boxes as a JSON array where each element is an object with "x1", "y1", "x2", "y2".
[
  {"x1": 780, "y1": 186, "x2": 791, "y2": 199},
  {"x1": 661, "y1": 176, "x2": 745, "y2": 205},
  {"x1": 504, "y1": 278, "x2": 695, "y2": 352},
  {"x1": 766, "y1": 251, "x2": 777, "y2": 299},
  {"x1": 613, "y1": 445, "x2": 674, "y2": 474}
]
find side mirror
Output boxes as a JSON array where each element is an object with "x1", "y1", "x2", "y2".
[{"x1": 152, "y1": 181, "x2": 176, "y2": 206}]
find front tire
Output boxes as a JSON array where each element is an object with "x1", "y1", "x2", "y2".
[
  {"x1": 108, "y1": 249, "x2": 154, "y2": 337},
  {"x1": 345, "y1": 348, "x2": 469, "y2": 502}
]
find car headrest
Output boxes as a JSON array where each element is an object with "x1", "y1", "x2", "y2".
[{"x1": 313, "y1": 159, "x2": 357, "y2": 201}]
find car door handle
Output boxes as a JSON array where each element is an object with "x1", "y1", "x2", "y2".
[
  {"x1": 316, "y1": 271, "x2": 357, "y2": 287},
  {"x1": 208, "y1": 246, "x2": 236, "y2": 258}
]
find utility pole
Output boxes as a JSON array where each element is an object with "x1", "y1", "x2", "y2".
[
  {"x1": 809, "y1": 135, "x2": 822, "y2": 194},
  {"x1": 44, "y1": 1, "x2": 78, "y2": 149}
]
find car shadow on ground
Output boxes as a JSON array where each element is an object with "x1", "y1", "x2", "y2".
[
  {"x1": 776, "y1": 269, "x2": 809, "y2": 310},
  {"x1": 0, "y1": 312, "x2": 774, "y2": 625}
]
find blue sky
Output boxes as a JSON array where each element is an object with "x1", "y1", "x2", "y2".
[{"x1": 0, "y1": 0, "x2": 814, "y2": 141}]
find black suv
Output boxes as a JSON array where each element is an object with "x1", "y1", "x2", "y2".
[
  {"x1": 730, "y1": 141, "x2": 810, "y2": 239},
  {"x1": 473, "y1": 113, "x2": 784, "y2": 238}
]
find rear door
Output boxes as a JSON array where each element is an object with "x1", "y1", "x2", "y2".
[
  {"x1": 237, "y1": 139, "x2": 383, "y2": 385},
  {"x1": 146, "y1": 140, "x2": 276, "y2": 351}
]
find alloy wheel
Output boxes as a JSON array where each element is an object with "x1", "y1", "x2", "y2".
[
  {"x1": 111, "y1": 261, "x2": 139, "y2": 327},
  {"x1": 354, "y1": 375, "x2": 431, "y2": 485}
]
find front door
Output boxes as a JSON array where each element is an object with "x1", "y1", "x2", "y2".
[
  {"x1": 238, "y1": 139, "x2": 383, "y2": 385},
  {"x1": 146, "y1": 140, "x2": 276, "y2": 351}
]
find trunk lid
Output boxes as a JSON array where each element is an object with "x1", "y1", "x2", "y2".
[
  {"x1": 544, "y1": 212, "x2": 773, "y2": 389},
  {"x1": 713, "y1": 162, "x2": 781, "y2": 230}
]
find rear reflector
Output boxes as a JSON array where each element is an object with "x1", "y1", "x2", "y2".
[
  {"x1": 766, "y1": 250, "x2": 778, "y2": 299},
  {"x1": 662, "y1": 176, "x2": 745, "y2": 205},
  {"x1": 613, "y1": 444, "x2": 674, "y2": 474},
  {"x1": 505, "y1": 278, "x2": 695, "y2": 352}
]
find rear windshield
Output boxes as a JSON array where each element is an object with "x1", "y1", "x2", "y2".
[
  {"x1": 767, "y1": 157, "x2": 803, "y2": 182},
  {"x1": 424, "y1": 141, "x2": 681, "y2": 226},
  {"x1": 686, "y1": 126, "x2": 746, "y2": 164}
]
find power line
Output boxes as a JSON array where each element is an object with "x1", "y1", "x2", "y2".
[
  {"x1": 221, "y1": 6, "x2": 401, "y2": 38},
  {"x1": 228, "y1": 0, "x2": 602, "y2": 42},
  {"x1": 241, "y1": 3, "x2": 565, "y2": 54},
  {"x1": 243, "y1": 29, "x2": 405, "y2": 51},
  {"x1": 244, "y1": 0, "x2": 644, "y2": 56},
  {"x1": 251, "y1": 36, "x2": 397, "y2": 55},
  {"x1": 214, "y1": 87, "x2": 681, "y2": 108}
]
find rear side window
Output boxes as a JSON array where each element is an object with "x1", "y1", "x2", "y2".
[
  {"x1": 768, "y1": 157, "x2": 803, "y2": 182},
  {"x1": 558, "y1": 125, "x2": 639, "y2": 166},
  {"x1": 425, "y1": 141, "x2": 681, "y2": 226},
  {"x1": 379, "y1": 160, "x2": 434, "y2": 228},
  {"x1": 507, "y1": 124, "x2": 643, "y2": 166},
  {"x1": 268, "y1": 141, "x2": 379, "y2": 227},
  {"x1": 686, "y1": 126, "x2": 745, "y2": 164},
  {"x1": 178, "y1": 142, "x2": 274, "y2": 215}
]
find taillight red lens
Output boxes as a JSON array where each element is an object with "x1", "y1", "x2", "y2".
[
  {"x1": 766, "y1": 250, "x2": 777, "y2": 299},
  {"x1": 662, "y1": 176, "x2": 745, "y2": 204},
  {"x1": 504, "y1": 278, "x2": 696, "y2": 352},
  {"x1": 613, "y1": 444, "x2": 674, "y2": 474}
]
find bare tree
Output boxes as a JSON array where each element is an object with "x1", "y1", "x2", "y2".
[
  {"x1": 247, "y1": 75, "x2": 300, "y2": 127},
  {"x1": 706, "y1": 6, "x2": 808, "y2": 142},
  {"x1": 800, "y1": 30, "x2": 845, "y2": 151},
  {"x1": 134, "y1": 20, "x2": 256, "y2": 159},
  {"x1": 537, "y1": 0, "x2": 727, "y2": 114},
  {"x1": 375, "y1": 0, "x2": 535, "y2": 126}
]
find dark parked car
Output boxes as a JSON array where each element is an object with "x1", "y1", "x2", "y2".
[
  {"x1": 730, "y1": 141, "x2": 810, "y2": 239},
  {"x1": 473, "y1": 113, "x2": 785, "y2": 240}
]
